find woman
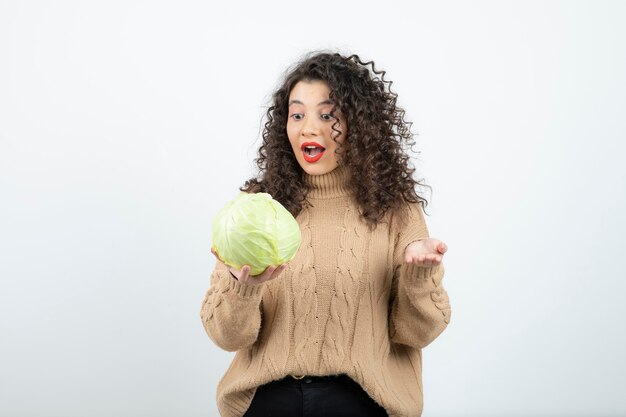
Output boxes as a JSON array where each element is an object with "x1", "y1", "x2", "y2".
[{"x1": 200, "y1": 51, "x2": 451, "y2": 417}]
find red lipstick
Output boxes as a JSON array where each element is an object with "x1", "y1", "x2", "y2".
[{"x1": 301, "y1": 142, "x2": 326, "y2": 163}]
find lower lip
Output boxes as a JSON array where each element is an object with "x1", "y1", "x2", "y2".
[{"x1": 302, "y1": 149, "x2": 325, "y2": 163}]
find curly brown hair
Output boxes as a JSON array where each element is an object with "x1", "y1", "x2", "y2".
[{"x1": 241, "y1": 50, "x2": 431, "y2": 230}]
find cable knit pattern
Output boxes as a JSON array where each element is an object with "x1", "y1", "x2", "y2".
[
  {"x1": 290, "y1": 207, "x2": 319, "y2": 373},
  {"x1": 320, "y1": 205, "x2": 365, "y2": 371},
  {"x1": 200, "y1": 164, "x2": 451, "y2": 417},
  {"x1": 254, "y1": 275, "x2": 285, "y2": 380}
]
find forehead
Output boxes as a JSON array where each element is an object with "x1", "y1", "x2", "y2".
[{"x1": 288, "y1": 80, "x2": 331, "y2": 103}]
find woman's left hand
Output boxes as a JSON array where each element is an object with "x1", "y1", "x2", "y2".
[{"x1": 404, "y1": 238, "x2": 448, "y2": 267}]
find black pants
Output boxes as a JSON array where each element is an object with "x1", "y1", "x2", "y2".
[{"x1": 242, "y1": 374, "x2": 388, "y2": 417}]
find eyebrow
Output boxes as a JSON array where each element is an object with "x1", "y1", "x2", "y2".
[{"x1": 288, "y1": 99, "x2": 334, "y2": 107}]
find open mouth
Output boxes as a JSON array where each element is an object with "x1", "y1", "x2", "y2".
[{"x1": 301, "y1": 142, "x2": 326, "y2": 163}]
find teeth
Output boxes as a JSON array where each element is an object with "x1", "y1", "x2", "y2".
[{"x1": 303, "y1": 146, "x2": 325, "y2": 156}]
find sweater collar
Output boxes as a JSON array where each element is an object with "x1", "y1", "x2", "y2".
[{"x1": 304, "y1": 164, "x2": 351, "y2": 199}]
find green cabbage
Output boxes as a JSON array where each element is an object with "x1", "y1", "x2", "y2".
[{"x1": 211, "y1": 192, "x2": 301, "y2": 276}]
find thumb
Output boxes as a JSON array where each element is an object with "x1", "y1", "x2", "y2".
[{"x1": 437, "y1": 242, "x2": 448, "y2": 254}]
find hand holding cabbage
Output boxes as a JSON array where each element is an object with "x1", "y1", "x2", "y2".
[{"x1": 211, "y1": 192, "x2": 302, "y2": 283}]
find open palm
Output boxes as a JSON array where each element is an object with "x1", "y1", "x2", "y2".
[{"x1": 404, "y1": 238, "x2": 448, "y2": 267}]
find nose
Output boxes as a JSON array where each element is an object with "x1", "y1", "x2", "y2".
[{"x1": 301, "y1": 117, "x2": 320, "y2": 137}]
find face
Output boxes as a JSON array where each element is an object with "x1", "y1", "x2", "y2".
[{"x1": 286, "y1": 80, "x2": 348, "y2": 176}]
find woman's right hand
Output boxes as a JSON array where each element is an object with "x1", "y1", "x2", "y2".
[{"x1": 211, "y1": 247, "x2": 288, "y2": 285}]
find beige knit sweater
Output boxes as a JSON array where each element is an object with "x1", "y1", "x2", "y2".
[{"x1": 200, "y1": 165, "x2": 451, "y2": 417}]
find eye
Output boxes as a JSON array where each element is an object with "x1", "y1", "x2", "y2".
[
  {"x1": 321, "y1": 113, "x2": 335, "y2": 121},
  {"x1": 290, "y1": 113, "x2": 304, "y2": 121}
]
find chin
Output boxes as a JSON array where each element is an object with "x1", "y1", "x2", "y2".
[{"x1": 301, "y1": 164, "x2": 337, "y2": 176}]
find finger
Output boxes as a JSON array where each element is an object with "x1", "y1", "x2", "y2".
[
  {"x1": 240, "y1": 265, "x2": 251, "y2": 282},
  {"x1": 437, "y1": 243, "x2": 447, "y2": 254},
  {"x1": 426, "y1": 254, "x2": 440, "y2": 266},
  {"x1": 252, "y1": 265, "x2": 273, "y2": 281},
  {"x1": 253, "y1": 266, "x2": 274, "y2": 283},
  {"x1": 273, "y1": 264, "x2": 287, "y2": 278},
  {"x1": 265, "y1": 265, "x2": 278, "y2": 279}
]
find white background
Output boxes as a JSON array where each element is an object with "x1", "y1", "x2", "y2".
[{"x1": 1, "y1": 1, "x2": 625, "y2": 416}]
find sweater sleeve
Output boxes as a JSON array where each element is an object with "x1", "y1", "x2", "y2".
[
  {"x1": 199, "y1": 260, "x2": 265, "y2": 352},
  {"x1": 388, "y1": 202, "x2": 451, "y2": 349}
]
